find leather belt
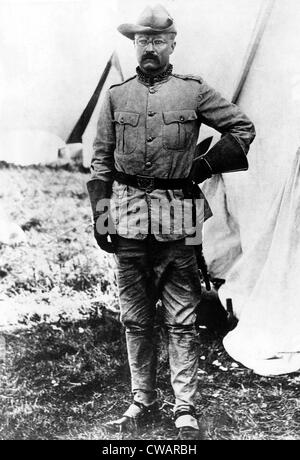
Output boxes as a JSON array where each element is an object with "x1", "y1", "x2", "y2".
[{"x1": 115, "y1": 171, "x2": 191, "y2": 193}]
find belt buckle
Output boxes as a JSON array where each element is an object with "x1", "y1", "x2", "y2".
[{"x1": 136, "y1": 175, "x2": 155, "y2": 193}]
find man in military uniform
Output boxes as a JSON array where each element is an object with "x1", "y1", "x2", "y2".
[{"x1": 87, "y1": 4, "x2": 255, "y2": 440}]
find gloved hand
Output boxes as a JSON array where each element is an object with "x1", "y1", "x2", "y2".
[
  {"x1": 93, "y1": 216, "x2": 116, "y2": 254},
  {"x1": 189, "y1": 157, "x2": 212, "y2": 184},
  {"x1": 87, "y1": 179, "x2": 116, "y2": 254},
  {"x1": 190, "y1": 134, "x2": 248, "y2": 184}
]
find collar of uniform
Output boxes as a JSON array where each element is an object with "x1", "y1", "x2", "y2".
[{"x1": 136, "y1": 64, "x2": 173, "y2": 85}]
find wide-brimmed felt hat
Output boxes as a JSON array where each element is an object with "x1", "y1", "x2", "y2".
[{"x1": 118, "y1": 4, "x2": 177, "y2": 40}]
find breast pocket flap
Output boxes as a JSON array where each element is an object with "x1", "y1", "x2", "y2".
[
  {"x1": 114, "y1": 112, "x2": 140, "y2": 126},
  {"x1": 163, "y1": 109, "x2": 197, "y2": 125}
]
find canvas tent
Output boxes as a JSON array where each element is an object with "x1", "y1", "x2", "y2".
[
  {"x1": 1, "y1": 0, "x2": 300, "y2": 375},
  {"x1": 0, "y1": 1, "x2": 123, "y2": 165},
  {"x1": 203, "y1": 0, "x2": 300, "y2": 375},
  {"x1": 0, "y1": 204, "x2": 26, "y2": 246}
]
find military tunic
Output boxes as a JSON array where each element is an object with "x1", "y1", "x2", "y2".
[{"x1": 91, "y1": 67, "x2": 255, "y2": 241}]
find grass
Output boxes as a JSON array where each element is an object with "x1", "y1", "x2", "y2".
[
  {"x1": 0, "y1": 164, "x2": 299, "y2": 440},
  {"x1": 0, "y1": 164, "x2": 118, "y2": 325},
  {"x1": 1, "y1": 320, "x2": 299, "y2": 440}
]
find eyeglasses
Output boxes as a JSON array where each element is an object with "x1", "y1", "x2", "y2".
[{"x1": 135, "y1": 38, "x2": 168, "y2": 49}]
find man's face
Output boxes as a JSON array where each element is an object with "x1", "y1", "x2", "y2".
[{"x1": 134, "y1": 33, "x2": 176, "y2": 74}]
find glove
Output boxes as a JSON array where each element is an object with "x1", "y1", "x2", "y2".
[
  {"x1": 189, "y1": 157, "x2": 212, "y2": 184},
  {"x1": 190, "y1": 134, "x2": 248, "y2": 184},
  {"x1": 93, "y1": 221, "x2": 116, "y2": 254},
  {"x1": 87, "y1": 179, "x2": 116, "y2": 254}
]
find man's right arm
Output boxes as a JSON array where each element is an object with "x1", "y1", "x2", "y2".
[
  {"x1": 90, "y1": 90, "x2": 116, "y2": 183},
  {"x1": 87, "y1": 90, "x2": 116, "y2": 253}
]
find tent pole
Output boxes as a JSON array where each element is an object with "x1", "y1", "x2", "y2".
[
  {"x1": 196, "y1": 1, "x2": 275, "y2": 157},
  {"x1": 67, "y1": 52, "x2": 124, "y2": 144},
  {"x1": 232, "y1": 0, "x2": 276, "y2": 104}
]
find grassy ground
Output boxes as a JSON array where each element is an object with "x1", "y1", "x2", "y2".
[
  {"x1": 0, "y1": 164, "x2": 299, "y2": 440},
  {"x1": 0, "y1": 163, "x2": 118, "y2": 324}
]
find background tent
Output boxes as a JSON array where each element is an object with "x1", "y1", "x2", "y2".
[
  {"x1": 0, "y1": 0, "x2": 121, "y2": 165},
  {"x1": 202, "y1": 0, "x2": 300, "y2": 375},
  {"x1": 0, "y1": 204, "x2": 26, "y2": 246}
]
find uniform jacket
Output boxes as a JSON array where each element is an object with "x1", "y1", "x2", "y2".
[{"x1": 90, "y1": 66, "x2": 256, "y2": 241}]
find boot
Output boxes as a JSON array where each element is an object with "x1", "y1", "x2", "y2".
[
  {"x1": 175, "y1": 408, "x2": 207, "y2": 440},
  {"x1": 104, "y1": 400, "x2": 160, "y2": 433}
]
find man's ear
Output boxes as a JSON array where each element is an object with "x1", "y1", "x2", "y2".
[{"x1": 170, "y1": 41, "x2": 176, "y2": 54}]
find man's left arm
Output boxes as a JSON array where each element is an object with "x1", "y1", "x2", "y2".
[{"x1": 191, "y1": 82, "x2": 256, "y2": 183}]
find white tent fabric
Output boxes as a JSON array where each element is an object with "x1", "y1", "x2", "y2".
[
  {"x1": 221, "y1": 151, "x2": 300, "y2": 376},
  {"x1": 202, "y1": 176, "x2": 242, "y2": 279},
  {"x1": 0, "y1": 204, "x2": 26, "y2": 246},
  {"x1": 0, "y1": 130, "x2": 65, "y2": 166},
  {"x1": 203, "y1": 0, "x2": 300, "y2": 375}
]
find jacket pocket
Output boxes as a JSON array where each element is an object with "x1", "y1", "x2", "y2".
[
  {"x1": 162, "y1": 109, "x2": 197, "y2": 150},
  {"x1": 114, "y1": 111, "x2": 140, "y2": 154}
]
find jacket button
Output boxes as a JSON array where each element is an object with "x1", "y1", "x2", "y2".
[
  {"x1": 149, "y1": 88, "x2": 155, "y2": 94},
  {"x1": 145, "y1": 161, "x2": 152, "y2": 168},
  {"x1": 180, "y1": 116, "x2": 185, "y2": 121},
  {"x1": 147, "y1": 136, "x2": 153, "y2": 142},
  {"x1": 148, "y1": 111, "x2": 155, "y2": 117},
  {"x1": 120, "y1": 118, "x2": 124, "y2": 124}
]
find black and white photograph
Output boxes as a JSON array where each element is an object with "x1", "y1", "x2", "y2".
[{"x1": 0, "y1": 0, "x2": 299, "y2": 443}]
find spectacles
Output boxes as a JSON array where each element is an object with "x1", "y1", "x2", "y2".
[{"x1": 135, "y1": 38, "x2": 168, "y2": 49}]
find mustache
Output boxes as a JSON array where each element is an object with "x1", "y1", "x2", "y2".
[{"x1": 142, "y1": 53, "x2": 159, "y2": 62}]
